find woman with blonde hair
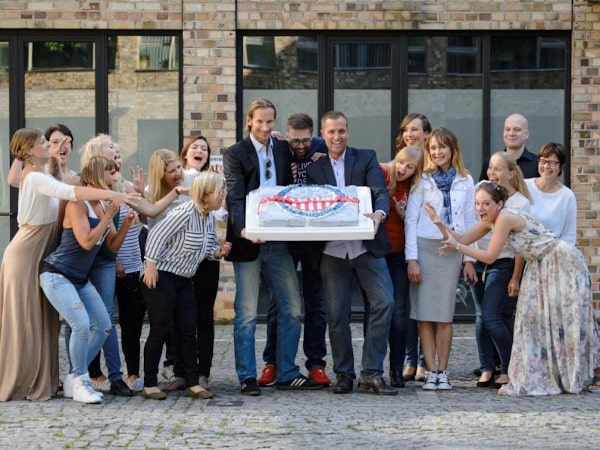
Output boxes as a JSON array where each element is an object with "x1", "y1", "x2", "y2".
[
  {"x1": 405, "y1": 127, "x2": 478, "y2": 390},
  {"x1": 0, "y1": 128, "x2": 135, "y2": 402},
  {"x1": 141, "y1": 171, "x2": 231, "y2": 400},
  {"x1": 40, "y1": 156, "x2": 137, "y2": 404},
  {"x1": 378, "y1": 145, "x2": 424, "y2": 388},
  {"x1": 471, "y1": 151, "x2": 532, "y2": 389}
]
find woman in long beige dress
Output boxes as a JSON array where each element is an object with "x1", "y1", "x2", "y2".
[{"x1": 0, "y1": 127, "x2": 135, "y2": 401}]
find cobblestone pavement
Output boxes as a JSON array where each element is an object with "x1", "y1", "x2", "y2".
[{"x1": 1, "y1": 323, "x2": 599, "y2": 449}]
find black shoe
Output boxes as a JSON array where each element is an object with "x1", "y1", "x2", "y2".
[
  {"x1": 389, "y1": 369, "x2": 406, "y2": 388},
  {"x1": 241, "y1": 378, "x2": 261, "y2": 396},
  {"x1": 110, "y1": 379, "x2": 135, "y2": 397},
  {"x1": 275, "y1": 374, "x2": 324, "y2": 390},
  {"x1": 333, "y1": 374, "x2": 353, "y2": 394},
  {"x1": 358, "y1": 376, "x2": 398, "y2": 396}
]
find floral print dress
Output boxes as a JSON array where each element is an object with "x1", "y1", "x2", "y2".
[{"x1": 499, "y1": 208, "x2": 600, "y2": 395}]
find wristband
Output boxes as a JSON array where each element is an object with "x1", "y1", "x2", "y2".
[{"x1": 455, "y1": 242, "x2": 461, "y2": 251}]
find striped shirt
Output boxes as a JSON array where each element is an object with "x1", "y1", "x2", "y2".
[
  {"x1": 116, "y1": 206, "x2": 143, "y2": 274},
  {"x1": 144, "y1": 200, "x2": 219, "y2": 278}
]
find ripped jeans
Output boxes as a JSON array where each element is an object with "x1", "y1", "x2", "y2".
[{"x1": 40, "y1": 271, "x2": 111, "y2": 377}]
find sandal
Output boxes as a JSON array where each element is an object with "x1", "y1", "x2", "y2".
[{"x1": 585, "y1": 375, "x2": 600, "y2": 393}]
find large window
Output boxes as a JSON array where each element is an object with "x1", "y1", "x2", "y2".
[{"x1": 241, "y1": 32, "x2": 569, "y2": 180}]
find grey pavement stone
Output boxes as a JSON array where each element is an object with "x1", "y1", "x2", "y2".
[{"x1": 0, "y1": 323, "x2": 599, "y2": 449}]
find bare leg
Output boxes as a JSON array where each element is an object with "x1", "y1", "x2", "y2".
[
  {"x1": 419, "y1": 321, "x2": 437, "y2": 372},
  {"x1": 435, "y1": 322, "x2": 453, "y2": 372}
]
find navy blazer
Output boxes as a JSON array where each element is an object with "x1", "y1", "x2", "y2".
[
  {"x1": 223, "y1": 135, "x2": 293, "y2": 262},
  {"x1": 306, "y1": 146, "x2": 391, "y2": 258}
]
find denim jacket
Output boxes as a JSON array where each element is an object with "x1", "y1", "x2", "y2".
[{"x1": 404, "y1": 172, "x2": 477, "y2": 261}]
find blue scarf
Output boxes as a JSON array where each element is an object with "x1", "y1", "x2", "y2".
[{"x1": 432, "y1": 167, "x2": 456, "y2": 226}]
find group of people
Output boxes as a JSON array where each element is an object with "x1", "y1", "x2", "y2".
[{"x1": 0, "y1": 102, "x2": 599, "y2": 404}]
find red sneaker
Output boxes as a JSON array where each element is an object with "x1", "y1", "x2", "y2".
[
  {"x1": 308, "y1": 366, "x2": 331, "y2": 386},
  {"x1": 258, "y1": 364, "x2": 276, "y2": 386}
]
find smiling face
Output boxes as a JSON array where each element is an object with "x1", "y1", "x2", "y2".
[
  {"x1": 163, "y1": 160, "x2": 184, "y2": 190},
  {"x1": 487, "y1": 153, "x2": 513, "y2": 188},
  {"x1": 184, "y1": 138, "x2": 210, "y2": 171},
  {"x1": 503, "y1": 114, "x2": 529, "y2": 153},
  {"x1": 395, "y1": 153, "x2": 419, "y2": 182},
  {"x1": 475, "y1": 189, "x2": 503, "y2": 224},
  {"x1": 321, "y1": 117, "x2": 349, "y2": 160},
  {"x1": 287, "y1": 128, "x2": 313, "y2": 159},
  {"x1": 402, "y1": 118, "x2": 429, "y2": 148},
  {"x1": 427, "y1": 135, "x2": 452, "y2": 172},
  {"x1": 247, "y1": 107, "x2": 276, "y2": 147},
  {"x1": 537, "y1": 153, "x2": 561, "y2": 182}
]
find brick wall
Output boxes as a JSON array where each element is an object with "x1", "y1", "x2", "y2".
[{"x1": 3, "y1": 0, "x2": 600, "y2": 311}]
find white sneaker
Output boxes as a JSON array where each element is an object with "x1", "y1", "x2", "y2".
[
  {"x1": 63, "y1": 373, "x2": 74, "y2": 398},
  {"x1": 422, "y1": 371, "x2": 438, "y2": 390},
  {"x1": 161, "y1": 365, "x2": 174, "y2": 382},
  {"x1": 437, "y1": 370, "x2": 452, "y2": 390},
  {"x1": 73, "y1": 374, "x2": 102, "y2": 404}
]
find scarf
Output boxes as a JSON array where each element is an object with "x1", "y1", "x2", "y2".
[{"x1": 432, "y1": 167, "x2": 456, "y2": 226}]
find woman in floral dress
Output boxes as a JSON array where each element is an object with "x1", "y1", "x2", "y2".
[{"x1": 425, "y1": 182, "x2": 600, "y2": 395}]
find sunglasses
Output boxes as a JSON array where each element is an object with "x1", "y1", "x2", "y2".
[{"x1": 265, "y1": 159, "x2": 272, "y2": 180}]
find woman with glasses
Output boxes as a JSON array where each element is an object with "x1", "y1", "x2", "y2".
[
  {"x1": 426, "y1": 182, "x2": 600, "y2": 396},
  {"x1": 524, "y1": 142, "x2": 576, "y2": 244}
]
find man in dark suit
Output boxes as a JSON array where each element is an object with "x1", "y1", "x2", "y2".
[
  {"x1": 306, "y1": 111, "x2": 396, "y2": 395},
  {"x1": 223, "y1": 99, "x2": 322, "y2": 395}
]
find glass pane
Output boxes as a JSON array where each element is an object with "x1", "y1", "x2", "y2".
[
  {"x1": 408, "y1": 36, "x2": 483, "y2": 177},
  {"x1": 333, "y1": 43, "x2": 391, "y2": 163},
  {"x1": 242, "y1": 36, "x2": 319, "y2": 138},
  {"x1": 108, "y1": 35, "x2": 180, "y2": 174},
  {"x1": 491, "y1": 35, "x2": 566, "y2": 168},
  {"x1": 24, "y1": 39, "x2": 96, "y2": 173},
  {"x1": 0, "y1": 41, "x2": 9, "y2": 253}
]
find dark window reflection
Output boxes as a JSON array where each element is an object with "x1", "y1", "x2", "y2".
[{"x1": 27, "y1": 41, "x2": 94, "y2": 70}]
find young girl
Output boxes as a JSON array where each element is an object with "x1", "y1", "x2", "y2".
[
  {"x1": 405, "y1": 127, "x2": 477, "y2": 390},
  {"x1": 426, "y1": 183, "x2": 600, "y2": 395},
  {"x1": 472, "y1": 152, "x2": 531, "y2": 388},
  {"x1": 378, "y1": 145, "x2": 423, "y2": 387},
  {"x1": 141, "y1": 171, "x2": 231, "y2": 400},
  {"x1": 39, "y1": 156, "x2": 137, "y2": 404}
]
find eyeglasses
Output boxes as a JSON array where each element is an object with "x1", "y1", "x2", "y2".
[
  {"x1": 288, "y1": 138, "x2": 312, "y2": 147},
  {"x1": 265, "y1": 159, "x2": 272, "y2": 180},
  {"x1": 538, "y1": 158, "x2": 560, "y2": 167}
]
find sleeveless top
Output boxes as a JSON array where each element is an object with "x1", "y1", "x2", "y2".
[{"x1": 42, "y1": 201, "x2": 108, "y2": 285}]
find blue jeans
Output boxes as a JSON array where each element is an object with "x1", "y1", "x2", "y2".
[
  {"x1": 88, "y1": 257, "x2": 122, "y2": 382},
  {"x1": 233, "y1": 242, "x2": 303, "y2": 383},
  {"x1": 321, "y1": 252, "x2": 393, "y2": 378},
  {"x1": 470, "y1": 258, "x2": 515, "y2": 374},
  {"x1": 143, "y1": 271, "x2": 199, "y2": 388},
  {"x1": 40, "y1": 272, "x2": 111, "y2": 377},
  {"x1": 262, "y1": 243, "x2": 327, "y2": 370},
  {"x1": 385, "y1": 252, "x2": 410, "y2": 370}
]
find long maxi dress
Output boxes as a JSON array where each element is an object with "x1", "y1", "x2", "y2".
[
  {"x1": 0, "y1": 170, "x2": 76, "y2": 401},
  {"x1": 500, "y1": 207, "x2": 600, "y2": 396}
]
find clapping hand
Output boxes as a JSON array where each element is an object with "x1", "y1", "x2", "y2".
[{"x1": 393, "y1": 193, "x2": 407, "y2": 219}]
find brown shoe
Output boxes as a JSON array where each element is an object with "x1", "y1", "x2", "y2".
[
  {"x1": 415, "y1": 366, "x2": 427, "y2": 382},
  {"x1": 402, "y1": 365, "x2": 416, "y2": 381},
  {"x1": 185, "y1": 386, "x2": 213, "y2": 399},
  {"x1": 162, "y1": 376, "x2": 186, "y2": 392},
  {"x1": 142, "y1": 387, "x2": 167, "y2": 400}
]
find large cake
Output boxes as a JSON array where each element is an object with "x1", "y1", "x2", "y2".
[{"x1": 255, "y1": 184, "x2": 360, "y2": 227}]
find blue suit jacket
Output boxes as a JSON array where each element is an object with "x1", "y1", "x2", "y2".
[
  {"x1": 306, "y1": 147, "x2": 391, "y2": 258},
  {"x1": 223, "y1": 135, "x2": 293, "y2": 262}
]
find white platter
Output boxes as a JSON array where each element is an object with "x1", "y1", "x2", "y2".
[{"x1": 244, "y1": 186, "x2": 375, "y2": 241}]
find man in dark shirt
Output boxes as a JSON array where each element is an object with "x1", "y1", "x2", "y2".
[{"x1": 479, "y1": 113, "x2": 539, "y2": 181}]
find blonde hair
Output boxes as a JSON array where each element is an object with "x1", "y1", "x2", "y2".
[
  {"x1": 385, "y1": 145, "x2": 424, "y2": 194},
  {"x1": 190, "y1": 171, "x2": 223, "y2": 214},
  {"x1": 80, "y1": 156, "x2": 110, "y2": 190},
  {"x1": 147, "y1": 149, "x2": 180, "y2": 203},
  {"x1": 424, "y1": 127, "x2": 470, "y2": 177},
  {"x1": 10, "y1": 127, "x2": 44, "y2": 164},
  {"x1": 246, "y1": 99, "x2": 276, "y2": 132},
  {"x1": 80, "y1": 133, "x2": 113, "y2": 168},
  {"x1": 489, "y1": 151, "x2": 532, "y2": 202}
]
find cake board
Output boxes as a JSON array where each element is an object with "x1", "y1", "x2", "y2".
[{"x1": 244, "y1": 186, "x2": 375, "y2": 241}]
